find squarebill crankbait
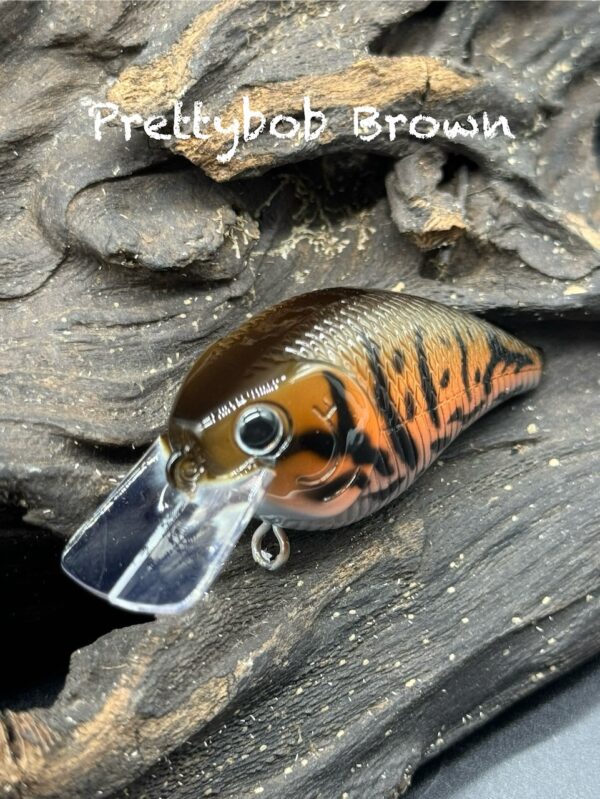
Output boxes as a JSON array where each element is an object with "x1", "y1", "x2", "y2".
[{"x1": 62, "y1": 288, "x2": 542, "y2": 614}]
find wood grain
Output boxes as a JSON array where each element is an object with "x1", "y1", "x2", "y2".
[
  {"x1": 1, "y1": 2, "x2": 599, "y2": 798},
  {"x1": 2, "y1": 324, "x2": 598, "y2": 799}
]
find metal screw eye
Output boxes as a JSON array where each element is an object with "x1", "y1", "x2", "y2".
[{"x1": 166, "y1": 451, "x2": 202, "y2": 492}]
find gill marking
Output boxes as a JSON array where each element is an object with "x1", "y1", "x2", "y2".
[
  {"x1": 281, "y1": 370, "x2": 385, "y2": 502},
  {"x1": 294, "y1": 399, "x2": 341, "y2": 487},
  {"x1": 323, "y1": 371, "x2": 387, "y2": 475},
  {"x1": 323, "y1": 404, "x2": 337, "y2": 421},
  {"x1": 310, "y1": 467, "x2": 365, "y2": 503}
]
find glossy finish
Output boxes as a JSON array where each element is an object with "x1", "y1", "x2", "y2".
[
  {"x1": 62, "y1": 288, "x2": 543, "y2": 613},
  {"x1": 169, "y1": 288, "x2": 543, "y2": 530}
]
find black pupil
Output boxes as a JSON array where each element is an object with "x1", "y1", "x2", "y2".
[{"x1": 240, "y1": 410, "x2": 279, "y2": 450}]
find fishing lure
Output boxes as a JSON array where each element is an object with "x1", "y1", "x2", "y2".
[{"x1": 62, "y1": 288, "x2": 542, "y2": 614}]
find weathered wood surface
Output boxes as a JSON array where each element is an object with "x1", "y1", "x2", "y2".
[
  {"x1": 1, "y1": 2, "x2": 599, "y2": 798},
  {"x1": 2, "y1": 325, "x2": 599, "y2": 799}
]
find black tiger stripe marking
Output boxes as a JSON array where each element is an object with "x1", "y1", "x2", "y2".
[
  {"x1": 448, "y1": 400, "x2": 485, "y2": 426},
  {"x1": 393, "y1": 349, "x2": 404, "y2": 373},
  {"x1": 405, "y1": 391, "x2": 416, "y2": 421},
  {"x1": 283, "y1": 430, "x2": 335, "y2": 461},
  {"x1": 474, "y1": 367, "x2": 481, "y2": 384},
  {"x1": 454, "y1": 331, "x2": 472, "y2": 402},
  {"x1": 373, "y1": 446, "x2": 394, "y2": 477},
  {"x1": 448, "y1": 381, "x2": 522, "y2": 427},
  {"x1": 415, "y1": 332, "x2": 440, "y2": 429},
  {"x1": 362, "y1": 338, "x2": 418, "y2": 472},
  {"x1": 482, "y1": 333, "x2": 534, "y2": 396},
  {"x1": 324, "y1": 371, "x2": 353, "y2": 442},
  {"x1": 360, "y1": 476, "x2": 407, "y2": 508},
  {"x1": 430, "y1": 434, "x2": 454, "y2": 454},
  {"x1": 440, "y1": 368, "x2": 450, "y2": 389}
]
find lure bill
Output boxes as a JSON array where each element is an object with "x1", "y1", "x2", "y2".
[
  {"x1": 62, "y1": 437, "x2": 272, "y2": 613},
  {"x1": 61, "y1": 288, "x2": 543, "y2": 614}
]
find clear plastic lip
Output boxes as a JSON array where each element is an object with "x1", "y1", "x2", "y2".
[{"x1": 61, "y1": 436, "x2": 273, "y2": 614}]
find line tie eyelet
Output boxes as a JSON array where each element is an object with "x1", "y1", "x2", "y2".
[{"x1": 251, "y1": 522, "x2": 290, "y2": 571}]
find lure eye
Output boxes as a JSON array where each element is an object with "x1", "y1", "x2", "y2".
[{"x1": 235, "y1": 404, "x2": 285, "y2": 457}]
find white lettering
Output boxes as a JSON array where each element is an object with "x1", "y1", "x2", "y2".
[
  {"x1": 270, "y1": 114, "x2": 301, "y2": 140},
  {"x1": 354, "y1": 106, "x2": 382, "y2": 141},
  {"x1": 409, "y1": 115, "x2": 439, "y2": 139},
  {"x1": 443, "y1": 115, "x2": 478, "y2": 139},
  {"x1": 242, "y1": 96, "x2": 266, "y2": 141},
  {"x1": 384, "y1": 113, "x2": 407, "y2": 141},
  {"x1": 192, "y1": 101, "x2": 210, "y2": 140},
  {"x1": 144, "y1": 115, "x2": 171, "y2": 140},
  {"x1": 173, "y1": 101, "x2": 190, "y2": 139},
  {"x1": 89, "y1": 102, "x2": 119, "y2": 141},
  {"x1": 214, "y1": 116, "x2": 240, "y2": 163},
  {"x1": 482, "y1": 112, "x2": 515, "y2": 139},
  {"x1": 304, "y1": 95, "x2": 327, "y2": 141}
]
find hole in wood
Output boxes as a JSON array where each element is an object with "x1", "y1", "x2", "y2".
[
  {"x1": 0, "y1": 510, "x2": 152, "y2": 711},
  {"x1": 439, "y1": 150, "x2": 480, "y2": 189}
]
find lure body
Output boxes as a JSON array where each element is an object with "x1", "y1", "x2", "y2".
[
  {"x1": 62, "y1": 288, "x2": 542, "y2": 613},
  {"x1": 169, "y1": 288, "x2": 542, "y2": 529}
]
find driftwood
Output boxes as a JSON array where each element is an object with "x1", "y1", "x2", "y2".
[{"x1": 1, "y1": 2, "x2": 599, "y2": 798}]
